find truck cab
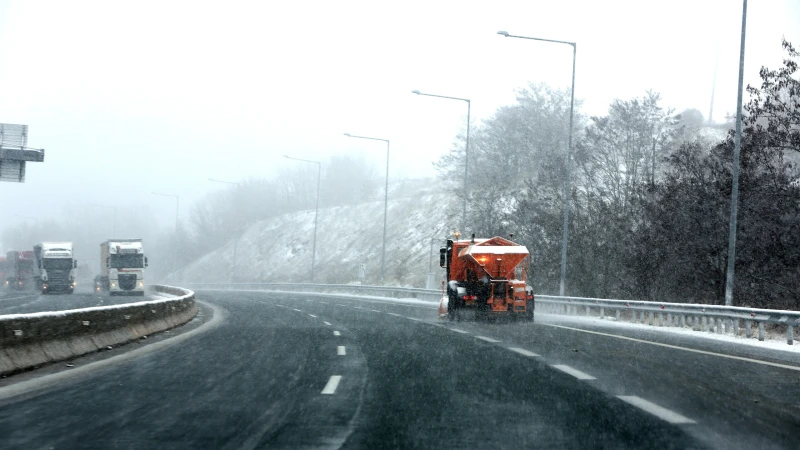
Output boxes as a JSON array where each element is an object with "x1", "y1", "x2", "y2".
[
  {"x1": 101, "y1": 239, "x2": 148, "y2": 296},
  {"x1": 6, "y1": 251, "x2": 34, "y2": 291},
  {"x1": 33, "y1": 242, "x2": 77, "y2": 295}
]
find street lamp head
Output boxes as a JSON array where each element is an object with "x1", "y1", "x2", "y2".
[
  {"x1": 344, "y1": 133, "x2": 351, "y2": 137},
  {"x1": 497, "y1": 31, "x2": 509, "y2": 36},
  {"x1": 411, "y1": 90, "x2": 421, "y2": 95},
  {"x1": 282, "y1": 155, "x2": 290, "y2": 159}
]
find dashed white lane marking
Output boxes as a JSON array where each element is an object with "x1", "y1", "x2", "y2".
[
  {"x1": 552, "y1": 364, "x2": 597, "y2": 380},
  {"x1": 407, "y1": 317, "x2": 421, "y2": 321},
  {"x1": 323, "y1": 321, "x2": 332, "y2": 326},
  {"x1": 292, "y1": 308, "x2": 302, "y2": 312},
  {"x1": 476, "y1": 335, "x2": 501, "y2": 343},
  {"x1": 508, "y1": 347, "x2": 540, "y2": 357},
  {"x1": 320, "y1": 302, "x2": 328, "y2": 305},
  {"x1": 321, "y1": 376, "x2": 342, "y2": 395},
  {"x1": 276, "y1": 304, "x2": 285, "y2": 307},
  {"x1": 334, "y1": 331, "x2": 341, "y2": 336},
  {"x1": 387, "y1": 313, "x2": 402, "y2": 317},
  {"x1": 336, "y1": 304, "x2": 347, "y2": 307},
  {"x1": 544, "y1": 323, "x2": 800, "y2": 372},
  {"x1": 617, "y1": 396, "x2": 696, "y2": 424},
  {"x1": 369, "y1": 309, "x2": 381, "y2": 313},
  {"x1": 448, "y1": 328, "x2": 469, "y2": 334},
  {"x1": 308, "y1": 314, "x2": 317, "y2": 318},
  {"x1": 337, "y1": 346, "x2": 346, "y2": 356}
]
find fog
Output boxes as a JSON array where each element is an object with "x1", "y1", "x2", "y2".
[{"x1": 1, "y1": 0, "x2": 798, "y2": 272}]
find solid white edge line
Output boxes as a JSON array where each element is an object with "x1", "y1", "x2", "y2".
[
  {"x1": 337, "y1": 345, "x2": 346, "y2": 356},
  {"x1": 543, "y1": 323, "x2": 800, "y2": 372},
  {"x1": 448, "y1": 328, "x2": 469, "y2": 334},
  {"x1": 551, "y1": 364, "x2": 597, "y2": 380},
  {"x1": 333, "y1": 331, "x2": 341, "y2": 336},
  {"x1": 321, "y1": 375, "x2": 342, "y2": 395},
  {"x1": 508, "y1": 347, "x2": 540, "y2": 357},
  {"x1": 617, "y1": 395, "x2": 696, "y2": 424},
  {"x1": 475, "y1": 335, "x2": 500, "y2": 343},
  {"x1": 323, "y1": 321, "x2": 332, "y2": 326}
]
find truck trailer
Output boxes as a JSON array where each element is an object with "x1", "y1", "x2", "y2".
[
  {"x1": 6, "y1": 251, "x2": 35, "y2": 291},
  {"x1": 438, "y1": 234, "x2": 534, "y2": 321},
  {"x1": 33, "y1": 242, "x2": 77, "y2": 294},
  {"x1": 99, "y1": 239, "x2": 147, "y2": 296},
  {"x1": 0, "y1": 256, "x2": 7, "y2": 289}
]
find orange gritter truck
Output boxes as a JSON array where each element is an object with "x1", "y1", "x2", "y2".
[{"x1": 438, "y1": 233, "x2": 534, "y2": 321}]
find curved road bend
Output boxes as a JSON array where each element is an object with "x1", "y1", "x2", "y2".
[{"x1": 2, "y1": 290, "x2": 787, "y2": 448}]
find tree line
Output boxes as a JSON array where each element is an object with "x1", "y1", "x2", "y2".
[{"x1": 436, "y1": 40, "x2": 800, "y2": 309}]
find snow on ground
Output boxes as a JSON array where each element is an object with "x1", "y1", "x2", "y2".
[
  {"x1": 539, "y1": 312, "x2": 800, "y2": 354},
  {"x1": 171, "y1": 179, "x2": 455, "y2": 287}
]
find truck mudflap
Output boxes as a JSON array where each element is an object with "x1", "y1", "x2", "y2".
[{"x1": 437, "y1": 296, "x2": 449, "y2": 320}]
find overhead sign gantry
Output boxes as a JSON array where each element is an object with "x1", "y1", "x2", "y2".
[{"x1": 0, "y1": 123, "x2": 44, "y2": 182}]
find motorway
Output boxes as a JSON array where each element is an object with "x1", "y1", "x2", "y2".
[
  {"x1": 1, "y1": 290, "x2": 799, "y2": 448},
  {"x1": 0, "y1": 287, "x2": 162, "y2": 315}
]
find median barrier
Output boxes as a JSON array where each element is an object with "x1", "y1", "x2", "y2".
[{"x1": 0, "y1": 285, "x2": 196, "y2": 376}]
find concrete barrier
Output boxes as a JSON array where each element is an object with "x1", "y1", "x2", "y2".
[{"x1": 0, "y1": 285, "x2": 196, "y2": 376}]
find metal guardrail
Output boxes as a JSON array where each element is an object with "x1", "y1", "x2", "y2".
[
  {"x1": 187, "y1": 283, "x2": 799, "y2": 345},
  {"x1": 535, "y1": 294, "x2": 800, "y2": 345}
]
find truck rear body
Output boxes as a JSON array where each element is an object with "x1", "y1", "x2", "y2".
[{"x1": 440, "y1": 235, "x2": 534, "y2": 321}]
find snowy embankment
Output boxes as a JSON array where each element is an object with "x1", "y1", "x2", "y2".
[{"x1": 172, "y1": 180, "x2": 455, "y2": 287}]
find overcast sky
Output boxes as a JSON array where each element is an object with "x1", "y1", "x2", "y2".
[{"x1": 1, "y1": 0, "x2": 798, "y2": 233}]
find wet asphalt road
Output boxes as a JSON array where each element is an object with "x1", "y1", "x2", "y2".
[
  {"x1": 1, "y1": 290, "x2": 798, "y2": 448},
  {"x1": 0, "y1": 287, "x2": 155, "y2": 315}
]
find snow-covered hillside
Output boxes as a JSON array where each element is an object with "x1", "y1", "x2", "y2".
[{"x1": 171, "y1": 179, "x2": 457, "y2": 287}]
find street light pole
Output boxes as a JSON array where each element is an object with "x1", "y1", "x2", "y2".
[
  {"x1": 497, "y1": 30, "x2": 576, "y2": 297},
  {"x1": 411, "y1": 90, "x2": 471, "y2": 231},
  {"x1": 344, "y1": 133, "x2": 390, "y2": 283},
  {"x1": 283, "y1": 155, "x2": 322, "y2": 283},
  {"x1": 151, "y1": 192, "x2": 180, "y2": 233},
  {"x1": 724, "y1": 0, "x2": 748, "y2": 306},
  {"x1": 208, "y1": 178, "x2": 242, "y2": 284}
]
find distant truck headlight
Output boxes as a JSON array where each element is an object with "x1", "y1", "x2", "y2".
[{"x1": 138, "y1": 281, "x2": 143, "y2": 287}]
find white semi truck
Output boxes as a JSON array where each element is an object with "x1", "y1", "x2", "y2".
[
  {"x1": 98, "y1": 239, "x2": 148, "y2": 296},
  {"x1": 33, "y1": 242, "x2": 77, "y2": 295}
]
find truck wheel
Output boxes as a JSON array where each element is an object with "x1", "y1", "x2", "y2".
[{"x1": 525, "y1": 301, "x2": 535, "y2": 322}]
